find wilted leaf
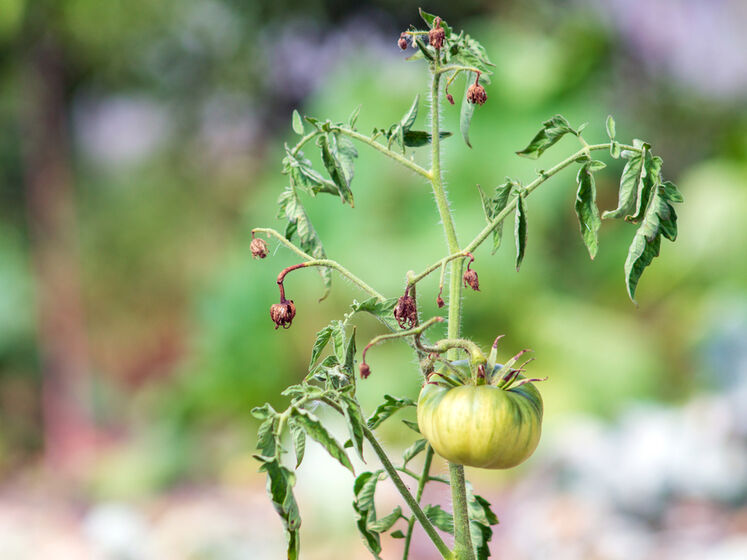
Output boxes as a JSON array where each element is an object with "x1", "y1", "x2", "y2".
[
  {"x1": 424, "y1": 504, "x2": 454, "y2": 534},
  {"x1": 516, "y1": 115, "x2": 577, "y2": 159},
  {"x1": 367, "y1": 395, "x2": 416, "y2": 429},
  {"x1": 402, "y1": 438, "x2": 427, "y2": 465},
  {"x1": 514, "y1": 191, "x2": 527, "y2": 271},
  {"x1": 574, "y1": 160, "x2": 604, "y2": 259},
  {"x1": 292, "y1": 408, "x2": 354, "y2": 473},
  {"x1": 292, "y1": 110, "x2": 304, "y2": 135}
]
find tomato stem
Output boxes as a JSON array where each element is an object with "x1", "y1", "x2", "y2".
[{"x1": 429, "y1": 56, "x2": 476, "y2": 560}]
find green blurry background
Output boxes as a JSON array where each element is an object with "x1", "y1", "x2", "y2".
[{"x1": 0, "y1": 0, "x2": 745, "y2": 558}]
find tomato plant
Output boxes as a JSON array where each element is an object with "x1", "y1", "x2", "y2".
[{"x1": 251, "y1": 9, "x2": 682, "y2": 560}]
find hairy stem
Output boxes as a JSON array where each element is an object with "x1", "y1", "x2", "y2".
[
  {"x1": 318, "y1": 396, "x2": 451, "y2": 558},
  {"x1": 332, "y1": 126, "x2": 433, "y2": 180},
  {"x1": 363, "y1": 423, "x2": 452, "y2": 558},
  {"x1": 430, "y1": 62, "x2": 475, "y2": 560},
  {"x1": 449, "y1": 463, "x2": 473, "y2": 560},
  {"x1": 362, "y1": 317, "x2": 444, "y2": 363},
  {"x1": 402, "y1": 445, "x2": 435, "y2": 560},
  {"x1": 266, "y1": 252, "x2": 386, "y2": 301}
]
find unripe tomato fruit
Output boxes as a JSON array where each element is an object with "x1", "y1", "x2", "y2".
[{"x1": 417, "y1": 381, "x2": 543, "y2": 469}]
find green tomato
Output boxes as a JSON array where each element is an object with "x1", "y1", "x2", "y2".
[{"x1": 417, "y1": 381, "x2": 543, "y2": 469}]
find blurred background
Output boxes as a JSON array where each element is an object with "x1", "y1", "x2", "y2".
[{"x1": 0, "y1": 0, "x2": 746, "y2": 558}]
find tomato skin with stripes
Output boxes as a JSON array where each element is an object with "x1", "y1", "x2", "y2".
[{"x1": 417, "y1": 382, "x2": 543, "y2": 469}]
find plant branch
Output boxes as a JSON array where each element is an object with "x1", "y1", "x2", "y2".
[
  {"x1": 289, "y1": 130, "x2": 322, "y2": 157},
  {"x1": 316, "y1": 396, "x2": 450, "y2": 558},
  {"x1": 430, "y1": 59, "x2": 475, "y2": 560},
  {"x1": 463, "y1": 143, "x2": 641, "y2": 254},
  {"x1": 275, "y1": 258, "x2": 385, "y2": 301},
  {"x1": 252, "y1": 227, "x2": 314, "y2": 260},
  {"x1": 362, "y1": 316, "x2": 444, "y2": 365},
  {"x1": 408, "y1": 251, "x2": 470, "y2": 287},
  {"x1": 449, "y1": 463, "x2": 473, "y2": 560},
  {"x1": 331, "y1": 126, "x2": 433, "y2": 181},
  {"x1": 403, "y1": 445, "x2": 435, "y2": 560},
  {"x1": 436, "y1": 64, "x2": 482, "y2": 75}
]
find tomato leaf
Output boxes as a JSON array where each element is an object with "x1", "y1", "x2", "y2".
[
  {"x1": 352, "y1": 471, "x2": 385, "y2": 558},
  {"x1": 471, "y1": 521, "x2": 492, "y2": 560},
  {"x1": 348, "y1": 105, "x2": 361, "y2": 130},
  {"x1": 368, "y1": 506, "x2": 403, "y2": 533},
  {"x1": 574, "y1": 160, "x2": 604, "y2": 259},
  {"x1": 514, "y1": 191, "x2": 528, "y2": 271},
  {"x1": 479, "y1": 181, "x2": 513, "y2": 253},
  {"x1": 330, "y1": 320, "x2": 347, "y2": 364},
  {"x1": 291, "y1": 408, "x2": 354, "y2": 474},
  {"x1": 424, "y1": 504, "x2": 454, "y2": 534},
  {"x1": 292, "y1": 109, "x2": 304, "y2": 135},
  {"x1": 628, "y1": 153, "x2": 662, "y2": 224},
  {"x1": 309, "y1": 325, "x2": 333, "y2": 369},
  {"x1": 290, "y1": 421, "x2": 306, "y2": 469},
  {"x1": 402, "y1": 130, "x2": 452, "y2": 147},
  {"x1": 465, "y1": 482, "x2": 498, "y2": 559},
  {"x1": 390, "y1": 530, "x2": 406, "y2": 539},
  {"x1": 367, "y1": 395, "x2": 415, "y2": 429},
  {"x1": 402, "y1": 438, "x2": 427, "y2": 466},
  {"x1": 605, "y1": 114, "x2": 616, "y2": 141},
  {"x1": 602, "y1": 139, "x2": 650, "y2": 220},
  {"x1": 341, "y1": 393, "x2": 366, "y2": 461},
  {"x1": 460, "y1": 74, "x2": 476, "y2": 148},
  {"x1": 624, "y1": 181, "x2": 681, "y2": 303},
  {"x1": 256, "y1": 414, "x2": 279, "y2": 458},
  {"x1": 516, "y1": 115, "x2": 577, "y2": 159},
  {"x1": 319, "y1": 134, "x2": 355, "y2": 207},
  {"x1": 351, "y1": 297, "x2": 398, "y2": 318},
  {"x1": 401, "y1": 419, "x2": 420, "y2": 434},
  {"x1": 257, "y1": 458, "x2": 301, "y2": 560}
]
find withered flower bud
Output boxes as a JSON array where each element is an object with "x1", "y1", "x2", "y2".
[
  {"x1": 251, "y1": 237, "x2": 269, "y2": 259},
  {"x1": 398, "y1": 33, "x2": 408, "y2": 50},
  {"x1": 429, "y1": 17, "x2": 445, "y2": 50},
  {"x1": 270, "y1": 299, "x2": 296, "y2": 329},
  {"x1": 467, "y1": 82, "x2": 487, "y2": 106},
  {"x1": 463, "y1": 269, "x2": 480, "y2": 291},
  {"x1": 393, "y1": 293, "x2": 418, "y2": 329},
  {"x1": 359, "y1": 362, "x2": 371, "y2": 379},
  {"x1": 436, "y1": 295, "x2": 445, "y2": 308},
  {"x1": 446, "y1": 93, "x2": 455, "y2": 105}
]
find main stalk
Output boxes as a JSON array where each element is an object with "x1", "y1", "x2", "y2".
[{"x1": 430, "y1": 64, "x2": 475, "y2": 560}]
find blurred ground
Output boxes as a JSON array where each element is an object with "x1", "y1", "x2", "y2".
[{"x1": 0, "y1": 0, "x2": 746, "y2": 558}]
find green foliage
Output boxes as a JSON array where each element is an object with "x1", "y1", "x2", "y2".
[
  {"x1": 514, "y1": 189, "x2": 528, "y2": 270},
  {"x1": 516, "y1": 115, "x2": 579, "y2": 159},
  {"x1": 366, "y1": 394, "x2": 415, "y2": 430},
  {"x1": 574, "y1": 159, "x2": 605, "y2": 259},
  {"x1": 478, "y1": 182, "x2": 513, "y2": 253}
]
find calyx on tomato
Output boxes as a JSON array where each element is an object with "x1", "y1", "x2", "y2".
[{"x1": 416, "y1": 338, "x2": 546, "y2": 470}]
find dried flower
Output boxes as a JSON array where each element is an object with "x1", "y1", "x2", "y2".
[
  {"x1": 463, "y1": 269, "x2": 480, "y2": 291},
  {"x1": 436, "y1": 295, "x2": 445, "y2": 308},
  {"x1": 251, "y1": 237, "x2": 269, "y2": 259},
  {"x1": 398, "y1": 33, "x2": 408, "y2": 50},
  {"x1": 446, "y1": 93, "x2": 455, "y2": 105},
  {"x1": 270, "y1": 299, "x2": 296, "y2": 329},
  {"x1": 359, "y1": 362, "x2": 371, "y2": 379},
  {"x1": 463, "y1": 253, "x2": 480, "y2": 291},
  {"x1": 393, "y1": 292, "x2": 417, "y2": 329},
  {"x1": 429, "y1": 17, "x2": 445, "y2": 50},
  {"x1": 467, "y1": 81, "x2": 487, "y2": 106}
]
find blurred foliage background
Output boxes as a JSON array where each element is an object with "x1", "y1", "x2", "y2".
[{"x1": 0, "y1": 0, "x2": 745, "y2": 558}]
